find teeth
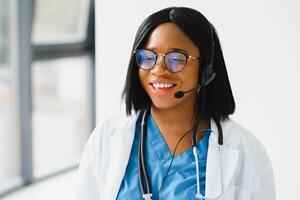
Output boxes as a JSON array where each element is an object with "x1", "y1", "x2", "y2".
[{"x1": 152, "y1": 83, "x2": 175, "y2": 89}]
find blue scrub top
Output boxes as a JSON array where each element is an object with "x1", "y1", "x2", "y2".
[{"x1": 116, "y1": 113, "x2": 211, "y2": 200}]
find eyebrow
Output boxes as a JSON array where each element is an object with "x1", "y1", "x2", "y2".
[{"x1": 147, "y1": 47, "x2": 189, "y2": 54}]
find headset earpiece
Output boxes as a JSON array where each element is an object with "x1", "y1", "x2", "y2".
[{"x1": 200, "y1": 23, "x2": 215, "y2": 87}]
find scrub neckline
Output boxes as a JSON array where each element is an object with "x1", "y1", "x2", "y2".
[{"x1": 147, "y1": 114, "x2": 211, "y2": 173}]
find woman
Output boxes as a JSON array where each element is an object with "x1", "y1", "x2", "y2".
[{"x1": 76, "y1": 7, "x2": 276, "y2": 200}]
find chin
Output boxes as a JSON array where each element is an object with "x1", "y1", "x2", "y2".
[
  {"x1": 150, "y1": 93, "x2": 196, "y2": 111},
  {"x1": 151, "y1": 99, "x2": 178, "y2": 110}
]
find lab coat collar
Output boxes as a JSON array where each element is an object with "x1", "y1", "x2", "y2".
[
  {"x1": 103, "y1": 112, "x2": 139, "y2": 200},
  {"x1": 205, "y1": 118, "x2": 239, "y2": 198},
  {"x1": 104, "y1": 114, "x2": 239, "y2": 199}
]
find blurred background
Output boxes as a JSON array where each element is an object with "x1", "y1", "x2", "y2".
[
  {"x1": 1, "y1": 0, "x2": 300, "y2": 199},
  {"x1": 0, "y1": 0, "x2": 94, "y2": 199}
]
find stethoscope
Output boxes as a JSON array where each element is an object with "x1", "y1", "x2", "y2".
[{"x1": 138, "y1": 107, "x2": 224, "y2": 200}]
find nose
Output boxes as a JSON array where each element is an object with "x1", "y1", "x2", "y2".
[{"x1": 151, "y1": 54, "x2": 168, "y2": 75}]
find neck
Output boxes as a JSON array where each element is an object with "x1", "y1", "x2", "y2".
[
  {"x1": 149, "y1": 100, "x2": 209, "y2": 154},
  {"x1": 151, "y1": 105, "x2": 193, "y2": 126},
  {"x1": 150, "y1": 99, "x2": 198, "y2": 136}
]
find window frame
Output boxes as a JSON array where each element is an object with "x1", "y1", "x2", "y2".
[{"x1": 0, "y1": 0, "x2": 95, "y2": 197}]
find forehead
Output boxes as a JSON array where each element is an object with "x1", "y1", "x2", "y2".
[{"x1": 143, "y1": 22, "x2": 199, "y2": 55}]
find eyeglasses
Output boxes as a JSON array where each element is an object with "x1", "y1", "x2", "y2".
[{"x1": 134, "y1": 49, "x2": 200, "y2": 73}]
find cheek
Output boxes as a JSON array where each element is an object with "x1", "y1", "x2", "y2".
[
  {"x1": 191, "y1": 63, "x2": 201, "y2": 83},
  {"x1": 138, "y1": 70, "x2": 148, "y2": 89},
  {"x1": 193, "y1": 66, "x2": 200, "y2": 83},
  {"x1": 180, "y1": 64, "x2": 200, "y2": 86}
]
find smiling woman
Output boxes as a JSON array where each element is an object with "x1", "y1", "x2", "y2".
[{"x1": 76, "y1": 7, "x2": 276, "y2": 200}]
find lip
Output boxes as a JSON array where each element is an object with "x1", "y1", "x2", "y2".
[{"x1": 148, "y1": 81, "x2": 177, "y2": 96}]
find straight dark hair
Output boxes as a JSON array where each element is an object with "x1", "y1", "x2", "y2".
[{"x1": 122, "y1": 7, "x2": 235, "y2": 121}]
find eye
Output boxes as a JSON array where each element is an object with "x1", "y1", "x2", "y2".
[
  {"x1": 170, "y1": 57, "x2": 185, "y2": 64},
  {"x1": 167, "y1": 52, "x2": 186, "y2": 63},
  {"x1": 144, "y1": 56, "x2": 155, "y2": 61},
  {"x1": 172, "y1": 57, "x2": 184, "y2": 62}
]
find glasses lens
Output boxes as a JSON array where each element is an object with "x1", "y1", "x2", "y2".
[
  {"x1": 165, "y1": 52, "x2": 187, "y2": 72},
  {"x1": 135, "y1": 49, "x2": 156, "y2": 70}
]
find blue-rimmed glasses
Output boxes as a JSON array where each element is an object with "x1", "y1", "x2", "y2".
[{"x1": 134, "y1": 49, "x2": 200, "y2": 73}]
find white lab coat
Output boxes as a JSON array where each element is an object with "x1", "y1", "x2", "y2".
[{"x1": 75, "y1": 112, "x2": 276, "y2": 200}]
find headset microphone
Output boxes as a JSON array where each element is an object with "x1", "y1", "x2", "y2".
[
  {"x1": 174, "y1": 73, "x2": 216, "y2": 99},
  {"x1": 174, "y1": 86, "x2": 200, "y2": 99}
]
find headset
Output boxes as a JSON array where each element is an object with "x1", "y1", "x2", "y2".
[{"x1": 138, "y1": 22, "x2": 224, "y2": 200}]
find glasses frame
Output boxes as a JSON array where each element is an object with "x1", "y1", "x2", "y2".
[{"x1": 134, "y1": 48, "x2": 200, "y2": 73}]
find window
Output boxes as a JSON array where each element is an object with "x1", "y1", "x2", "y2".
[
  {"x1": 32, "y1": 0, "x2": 90, "y2": 44},
  {"x1": 0, "y1": 0, "x2": 94, "y2": 196},
  {"x1": 0, "y1": 0, "x2": 22, "y2": 193},
  {"x1": 32, "y1": 56, "x2": 92, "y2": 176},
  {"x1": 31, "y1": 0, "x2": 94, "y2": 177}
]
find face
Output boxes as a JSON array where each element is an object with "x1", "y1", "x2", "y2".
[{"x1": 138, "y1": 22, "x2": 201, "y2": 110}]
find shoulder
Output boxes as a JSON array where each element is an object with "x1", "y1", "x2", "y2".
[
  {"x1": 215, "y1": 118, "x2": 276, "y2": 199},
  {"x1": 86, "y1": 111, "x2": 139, "y2": 149},
  {"x1": 78, "y1": 111, "x2": 140, "y2": 175},
  {"x1": 220, "y1": 118, "x2": 273, "y2": 172},
  {"x1": 76, "y1": 111, "x2": 139, "y2": 199}
]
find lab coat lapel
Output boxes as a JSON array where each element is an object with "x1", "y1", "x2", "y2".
[
  {"x1": 103, "y1": 114, "x2": 138, "y2": 200},
  {"x1": 205, "y1": 119, "x2": 239, "y2": 198}
]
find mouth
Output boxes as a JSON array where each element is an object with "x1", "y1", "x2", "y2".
[{"x1": 149, "y1": 82, "x2": 177, "y2": 96}]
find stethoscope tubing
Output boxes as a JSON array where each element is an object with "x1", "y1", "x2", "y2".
[
  {"x1": 139, "y1": 108, "x2": 151, "y2": 196},
  {"x1": 138, "y1": 107, "x2": 224, "y2": 200}
]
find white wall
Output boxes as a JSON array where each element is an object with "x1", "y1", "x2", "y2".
[{"x1": 96, "y1": 0, "x2": 300, "y2": 199}]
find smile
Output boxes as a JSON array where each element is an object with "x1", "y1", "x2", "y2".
[
  {"x1": 151, "y1": 83, "x2": 176, "y2": 89},
  {"x1": 149, "y1": 82, "x2": 177, "y2": 96}
]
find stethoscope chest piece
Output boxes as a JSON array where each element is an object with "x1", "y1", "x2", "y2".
[{"x1": 143, "y1": 193, "x2": 153, "y2": 200}]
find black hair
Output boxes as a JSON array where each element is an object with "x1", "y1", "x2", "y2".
[{"x1": 122, "y1": 7, "x2": 235, "y2": 121}]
